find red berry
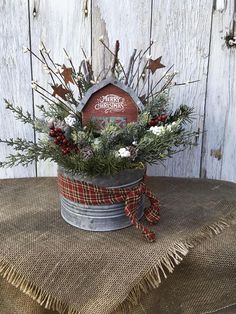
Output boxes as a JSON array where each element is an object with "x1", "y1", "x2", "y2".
[
  {"x1": 161, "y1": 114, "x2": 167, "y2": 122},
  {"x1": 149, "y1": 119, "x2": 157, "y2": 126},
  {"x1": 54, "y1": 139, "x2": 59, "y2": 145}
]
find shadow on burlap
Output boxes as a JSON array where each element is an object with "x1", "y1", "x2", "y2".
[{"x1": 0, "y1": 177, "x2": 236, "y2": 314}]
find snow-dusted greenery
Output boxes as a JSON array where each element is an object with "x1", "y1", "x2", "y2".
[{"x1": 0, "y1": 42, "x2": 197, "y2": 177}]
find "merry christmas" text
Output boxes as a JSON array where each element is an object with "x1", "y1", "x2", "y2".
[{"x1": 94, "y1": 94, "x2": 126, "y2": 113}]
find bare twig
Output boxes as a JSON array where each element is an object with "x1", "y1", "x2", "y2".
[
  {"x1": 99, "y1": 40, "x2": 127, "y2": 81},
  {"x1": 40, "y1": 43, "x2": 81, "y2": 106},
  {"x1": 145, "y1": 64, "x2": 175, "y2": 100},
  {"x1": 28, "y1": 48, "x2": 46, "y2": 65},
  {"x1": 39, "y1": 47, "x2": 67, "y2": 87},
  {"x1": 79, "y1": 53, "x2": 94, "y2": 83},
  {"x1": 129, "y1": 41, "x2": 155, "y2": 88},
  {"x1": 81, "y1": 48, "x2": 94, "y2": 81},
  {"x1": 102, "y1": 66, "x2": 112, "y2": 80},
  {"x1": 173, "y1": 79, "x2": 200, "y2": 86},
  {"x1": 96, "y1": 67, "x2": 110, "y2": 81},
  {"x1": 128, "y1": 50, "x2": 142, "y2": 86},
  {"x1": 63, "y1": 48, "x2": 84, "y2": 99},
  {"x1": 39, "y1": 46, "x2": 78, "y2": 105},
  {"x1": 147, "y1": 72, "x2": 176, "y2": 100},
  {"x1": 86, "y1": 59, "x2": 94, "y2": 82},
  {"x1": 40, "y1": 43, "x2": 73, "y2": 87},
  {"x1": 138, "y1": 74, "x2": 149, "y2": 97},
  {"x1": 33, "y1": 89, "x2": 73, "y2": 115},
  {"x1": 111, "y1": 40, "x2": 120, "y2": 76},
  {"x1": 81, "y1": 47, "x2": 88, "y2": 60},
  {"x1": 39, "y1": 49, "x2": 56, "y2": 85},
  {"x1": 134, "y1": 60, "x2": 149, "y2": 92},
  {"x1": 125, "y1": 49, "x2": 136, "y2": 85},
  {"x1": 33, "y1": 81, "x2": 78, "y2": 115},
  {"x1": 139, "y1": 41, "x2": 155, "y2": 60},
  {"x1": 63, "y1": 48, "x2": 76, "y2": 73},
  {"x1": 81, "y1": 60, "x2": 89, "y2": 82}
]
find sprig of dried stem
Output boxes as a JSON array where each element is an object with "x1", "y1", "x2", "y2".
[{"x1": 23, "y1": 40, "x2": 199, "y2": 113}]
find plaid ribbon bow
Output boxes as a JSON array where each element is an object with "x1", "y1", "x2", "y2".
[{"x1": 58, "y1": 174, "x2": 160, "y2": 242}]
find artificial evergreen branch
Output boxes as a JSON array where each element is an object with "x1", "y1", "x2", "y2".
[
  {"x1": 4, "y1": 100, "x2": 47, "y2": 133},
  {"x1": 0, "y1": 138, "x2": 36, "y2": 151},
  {"x1": 0, "y1": 41, "x2": 199, "y2": 177}
]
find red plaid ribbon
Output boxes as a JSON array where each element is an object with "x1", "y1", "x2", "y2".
[{"x1": 58, "y1": 174, "x2": 160, "y2": 242}]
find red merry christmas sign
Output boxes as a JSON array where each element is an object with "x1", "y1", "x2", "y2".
[{"x1": 78, "y1": 78, "x2": 144, "y2": 129}]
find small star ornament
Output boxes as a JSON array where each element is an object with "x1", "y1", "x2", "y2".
[
  {"x1": 147, "y1": 56, "x2": 165, "y2": 74},
  {"x1": 61, "y1": 65, "x2": 74, "y2": 84},
  {"x1": 52, "y1": 84, "x2": 70, "y2": 100}
]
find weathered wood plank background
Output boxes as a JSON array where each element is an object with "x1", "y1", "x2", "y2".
[{"x1": 0, "y1": 0, "x2": 235, "y2": 182}]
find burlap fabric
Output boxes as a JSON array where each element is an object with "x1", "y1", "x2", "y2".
[
  {"x1": 1, "y1": 225, "x2": 236, "y2": 314},
  {"x1": 0, "y1": 177, "x2": 236, "y2": 314},
  {"x1": 130, "y1": 223, "x2": 236, "y2": 314},
  {"x1": 0, "y1": 278, "x2": 57, "y2": 314}
]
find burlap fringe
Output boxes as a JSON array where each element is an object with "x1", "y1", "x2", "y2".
[
  {"x1": 0, "y1": 209, "x2": 235, "y2": 314},
  {"x1": 116, "y1": 209, "x2": 236, "y2": 314},
  {"x1": 0, "y1": 259, "x2": 79, "y2": 314}
]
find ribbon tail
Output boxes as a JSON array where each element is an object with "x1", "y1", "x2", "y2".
[
  {"x1": 143, "y1": 228, "x2": 156, "y2": 242},
  {"x1": 143, "y1": 186, "x2": 160, "y2": 226},
  {"x1": 124, "y1": 191, "x2": 156, "y2": 242}
]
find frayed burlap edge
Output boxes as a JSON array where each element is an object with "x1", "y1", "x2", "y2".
[
  {"x1": 0, "y1": 208, "x2": 236, "y2": 314},
  {"x1": 115, "y1": 208, "x2": 236, "y2": 314}
]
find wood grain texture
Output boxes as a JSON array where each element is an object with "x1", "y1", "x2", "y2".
[
  {"x1": 29, "y1": 0, "x2": 91, "y2": 176},
  {"x1": 201, "y1": 0, "x2": 236, "y2": 182},
  {"x1": 148, "y1": 0, "x2": 213, "y2": 178},
  {"x1": 91, "y1": 0, "x2": 152, "y2": 79},
  {"x1": 0, "y1": 0, "x2": 36, "y2": 178}
]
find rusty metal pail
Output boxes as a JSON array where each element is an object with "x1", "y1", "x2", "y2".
[{"x1": 58, "y1": 166, "x2": 145, "y2": 231}]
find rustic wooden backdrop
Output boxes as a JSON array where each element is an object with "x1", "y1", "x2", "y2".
[{"x1": 0, "y1": 0, "x2": 235, "y2": 182}]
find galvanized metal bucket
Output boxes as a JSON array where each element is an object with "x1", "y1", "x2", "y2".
[{"x1": 58, "y1": 166, "x2": 145, "y2": 231}]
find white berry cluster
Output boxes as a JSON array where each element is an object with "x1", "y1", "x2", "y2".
[
  {"x1": 64, "y1": 114, "x2": 77, "y2": 127},
  {"x1": 149, "y1": 125, "x2": 165, "y2": 135},
  {"x1": 117, "y1": 147, "x2": 131, "y2": 158},
  {"x1": 149, "y1": 121, "x2": 178, "y2": 135}
]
